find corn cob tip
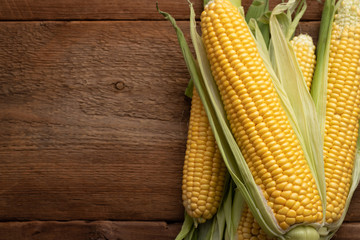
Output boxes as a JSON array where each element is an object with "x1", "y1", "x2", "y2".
[
  {"x1": 291, "y1": 34, "x2": 315, "y2": 48},
  {"x1": 284, "y1": 226, "x2": 320, "y2": 240},
  {"x1": 290, "y1": 34, "x2": 316, "y2": 91},
  {"x1": 334, "y1": 0, "x2": 360, "y2": 32}
]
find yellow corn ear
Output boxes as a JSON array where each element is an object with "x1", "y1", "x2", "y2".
[
  {"x1": 323, "y1": 0, "x2": 360, "y2": 223},
  {"x1": 291, "y1": 34, "x2": 316, "y2": 91},
  {"x1": 237, "y1": 205, "x2": 274, "y2": 240},
  {"x1": 201, "y1": 0, "x2": 322, "y2": 230},
  {"x1": 182, "y1": 88, "x2": 227, "y2": 223}
]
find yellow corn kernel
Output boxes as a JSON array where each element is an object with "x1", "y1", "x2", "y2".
[
  {"x1": 201, "y1": 0, "x2": 322, "y2": 229},
  {"x1": 182, "y1": 88, "x2": 227, "y2": 223},
  {"x1": 324, "y1": 0, "x2": 360, "y2": 223}
]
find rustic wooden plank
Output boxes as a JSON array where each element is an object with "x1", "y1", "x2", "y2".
[
  {"x1": 296, "y1": 21, "x2": 321, "y2": 44},
  {"x1": 345, "y1": 187, "x2": 360, "y2": 222},
  {"x1": 0, "y1": 21, "x2": 192, "y2": 221},
  {"x1": 0, "y1": 221, "x2": 358, "y2": 239},
  {"x1": 333, "y1": 222, "x2": 360, "y2": 240},
  {"x1": 0, "y1": 221, "x2": 182, "y2": 240},
  {"x1": 0, "y1": 0, "x2": 322, "y2": 21}
]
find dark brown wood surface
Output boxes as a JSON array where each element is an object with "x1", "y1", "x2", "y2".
[
  {"x1": 0, "y1": 21, "x2": 191, "y2": 222},
  {"x1": 0, "y1": 0, "x2": 359, "y2": 239}
]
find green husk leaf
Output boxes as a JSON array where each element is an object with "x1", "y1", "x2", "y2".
[
  {"x1": 257, "y1": 0, "x2": 306, "y2": 42},
  {"x1": 245, "y1": 0, "x2": 270, "y2": 45},
  {"x1": 175, "y1": 213, "x2": 195, "y2": 240},
  {"x1": 185, "y1": 226, "x2": 198, "y2": 240},
  {"x1": 269, "y1": 6, "x2": 326, "y2": 226},
  {"x1": 185, "y1": 177, "x2": 233, "y2": 240},
  {"x1": 310, "y1": 0, "x2": 336, "y2": 137},
  {"x1": 229, "y1": 0, "x2": 242, "y2": 9},
  {"x1": 287, "y1": 0, "x2": 306, "y2": 39},
  {"x1": 185, "y1": 79, "x2": 194, "y2": 98},
  {"x1": 223, "y1": 181, "x2": 245, "y2": 240},
  {"x1": 222, "y1": 180, "x2": 234, "y2": 240},
  {"x1": 224, "y1": 184, "x2": 246, "y2": 240},
  {"x1": 212, "y1": 175, "x2": 231, "y2": 240},
  {"x1": 197, "y1": 218, "x2": 215, "y2": 240},
  {"x1": 231, "y1": 188, "x2": 246, "y2": 237},
  {"x1": 245, "y1": 0, "x2": 268, "y2": 22},
  {"x1": 204, "y1": 0, "x2": 241, "y2": 9}
]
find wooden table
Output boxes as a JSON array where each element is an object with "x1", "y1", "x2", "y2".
[{"x1": 0, "y1": 0, "x2": 359, "y2": 239}]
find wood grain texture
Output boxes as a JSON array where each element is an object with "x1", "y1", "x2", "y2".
[
  {"x1": 0, "y1": 21, "x2": 192, "y2": 221},
  {"x1": 0, "y1": 18, "x2": 360, "y2": 240},
  {"x1": 296, "y1": 21, "x2": 320, "y2": 44},
  {"x1": 0, "y1": 0, "x2": 323, "y2": 21},
  {"x1": 0, "y1": 221, "x2": 358, "y2": 240},
  {"x1": 333, "y1": 223, "x2": 360, "y2": 240}
]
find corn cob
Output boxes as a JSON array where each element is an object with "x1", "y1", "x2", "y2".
[
  {"x1": 291, "y1": 34, "x2": 316, "y2": 91},
  {"x1": 237, "y1": 205, "x2": 274, "y2": 240},
  {"x1": 182, "y1": 88, "x2": 227, "y2": 223},
  {"x1": 323, "y1": 0, "x2": 360, "y2": 223},
  {"x1": 200, "y1": 0, "x2": 322, "y2": 230}
]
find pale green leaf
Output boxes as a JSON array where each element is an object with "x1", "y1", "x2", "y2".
[
  {"x1": 269, "y1": 12, "x2": 326, "y2": 225},
  {"x1": 175, "y1": 213, "x2": 195, "y2": 240},
  {"x1": 185, "y1": 79, "x2": 194, "y2": 98},
  {"x1": 204, "y1": 0, "x2": 241, "y2": 9},
  {"x1": 310, "y1": 0, "x2": 336, "y2": 138},
  {"x1": 245, "y1": 0, "x2": 270, "y2": 45}
]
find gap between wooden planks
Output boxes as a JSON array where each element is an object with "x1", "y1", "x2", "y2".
[
  {"x1": 0, "y1": 221, "x2": 357, "y2": 240},
  {"x1": 0, "y1": 0, "x2": 323, "y2": 21}
]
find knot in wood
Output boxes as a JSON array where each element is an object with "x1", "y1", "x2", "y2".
[{"x1": 114, "y1": 81, "x2": 125, "y2": 91}]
